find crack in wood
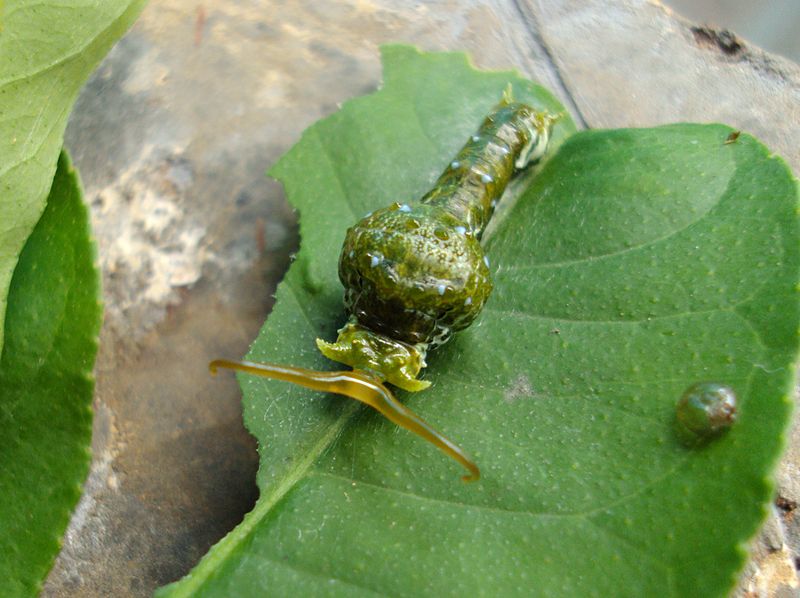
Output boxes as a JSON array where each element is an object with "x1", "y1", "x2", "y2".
[{"x1": 509, "y1": 0, "x2": 589, "y2": 129}]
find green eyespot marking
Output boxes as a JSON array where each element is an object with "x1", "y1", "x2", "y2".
[{"x1": 676, "y1": 382, "x2": 738, "y2": 445}]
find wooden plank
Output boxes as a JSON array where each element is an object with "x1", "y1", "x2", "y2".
[{"x1": 518, "y1": 0, "x2": 800, "y2": 168}]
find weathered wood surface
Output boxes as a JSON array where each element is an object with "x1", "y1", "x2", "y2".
[{"x1": 42, "y1": 0, "x2": 800, "y2": 595}]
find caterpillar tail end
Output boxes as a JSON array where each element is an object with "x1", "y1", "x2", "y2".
[
  {"x1": 461, "y1": 460, "x2": 481, "y2": 483},
  {"x1": 315, "y1": 321, "x2": 431, "y2": 392}
]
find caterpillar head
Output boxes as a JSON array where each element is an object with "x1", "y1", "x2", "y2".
[{"x1": 317, "y1": 202, "x2": 492, "y2": 390}]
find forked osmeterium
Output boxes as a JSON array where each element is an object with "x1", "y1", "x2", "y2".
[{"x1": 213, "y1": 90, "x2": 559, "y2": 481}]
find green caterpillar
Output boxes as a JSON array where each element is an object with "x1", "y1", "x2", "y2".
[{"x1": 213, "y1": 91, "x2": 559, "y2": 481}]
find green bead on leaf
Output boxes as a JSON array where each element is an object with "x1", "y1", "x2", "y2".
[{"x1": 676, "y1": 382, "x2": 738, "y2": 445}]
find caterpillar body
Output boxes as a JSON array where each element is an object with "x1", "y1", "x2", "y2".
[{"x1": 212, "y1": 91, "x2": 559, "y2": 481}]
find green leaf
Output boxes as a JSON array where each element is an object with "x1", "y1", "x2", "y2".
[
  {"x1": 0, "y1": 0, "x2": 146, "y2": 356},
  {"x1": 159, "y1": 46, "x2": 799, "y2": 597},
  {"x1": 0, "y1": 152, "x2": 102, "y2": 597}
]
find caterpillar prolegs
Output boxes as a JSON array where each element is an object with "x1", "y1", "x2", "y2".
[{"x1": 213, "y1": 91, "x2": 559, "y2": 481}]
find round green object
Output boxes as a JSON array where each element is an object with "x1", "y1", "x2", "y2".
[{"x1": 676, "y1": 382, "x2": 737, "y2": 440}]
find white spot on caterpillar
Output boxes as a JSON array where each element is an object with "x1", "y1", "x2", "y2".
[
  {"x1": 437, "y1": 284, "x2": 446, "y2": 296},
  {"x1": 349, "y1": 250, "x2": 354, "y2": 258},
  {"x1": 450, "y1": 161, "x2": 460, "y2": 169},
  {"x1": 454, "y1": 226, "x2": 466, "y2": 235},
  {"x1": 464, "y1": 296, "x2": 473, "y2": 306},
  {"x1": 483, "y1": 255, "x2": 490, "y2": 267},
  {"x1": 491, "y1": 200, "x2": 498, "y2": 209},
  {"x1": 370, "y1": 255, "x2": 380, "y2": 268},
  {"x1": 471, "y1": 135, "x2": 480, "y2": 142},
  {"x1": 399, "y1": 204, "x2": 412, "y2": 213},
  {"x1": 481, "y1": 173, "x2": 493, "y2": 184}
]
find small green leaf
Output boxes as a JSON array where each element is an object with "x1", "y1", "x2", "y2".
[
  {"x1": 0, "y1": 0, "x2": 146, "y2": 356},
  {"x1": 0, "y1": 152, "x2": 102, "y2": 597},
  {"x1": 159, "y1": 46, "x2": 799, "y2": 597}
]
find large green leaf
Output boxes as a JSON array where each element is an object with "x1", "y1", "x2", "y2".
[
  {"x1": 0, "y1": 152, "x2": 102, "y2": 597},
  {"x1": 0, "y1": 0, "x2": 146, "y2": 356},
  {"x1": 159, "y1": 46, "x2": 799, "y2": 596}
]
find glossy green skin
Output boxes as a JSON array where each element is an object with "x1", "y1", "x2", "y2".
[
  {"x1": 422, "y1": 102, "x2": 545, "y2": 234},
  {"x1": 675, "y1": 382, "x2": 737, "y2": 444},
  {"x1": 339, "y1": 203, "x2": 492, "y2": 347},
  {"x1": 318, "y1": 100, "x2": 556, "y2": 390}
]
